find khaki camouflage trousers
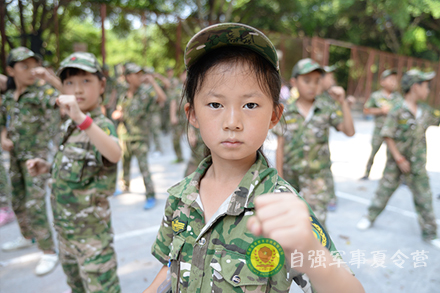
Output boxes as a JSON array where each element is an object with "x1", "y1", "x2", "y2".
[
  {"x1": 121, "y1": 140, "x2": 155, "y2": 198},
  {"x1": 364, "y1": 126, "x2": 385, "y2": 177},
  {"x1": 283, "y1": 168, "x2": 333, "y2": 225},
  {"x1": 367, "y1": 161, "x2": 437, "y2": 240},
  {"x1": 0, "y1": 156, "x2": 11, "y2": 209},
  {"x1": 149, "y1": 114, "x2": 162, "y2": 153},
  {"x1": 9, "y1": 154, "x2": 54, "y2": 251},
  {"x1": 171, "y1": 123, "x2": 184, "y2": 161},
  {"x1": 58, "y1": 234, "x2": 120, "y2": 293}
]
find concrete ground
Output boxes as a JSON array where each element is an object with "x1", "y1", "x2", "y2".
[{"x1": 0, "y1": 113, "x2": 439, "y2": 293}]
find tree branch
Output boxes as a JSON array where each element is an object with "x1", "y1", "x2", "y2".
[{"x1": 18, "y1": 0, "x2": 27, "y2": 46}]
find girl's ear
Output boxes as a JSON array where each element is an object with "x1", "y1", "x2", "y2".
[
  {"x1": 6, "y1": 66, "x2": 15, "y2": 77},
  {"x1": 184, "y1": 102, "x2": 199, "y2": 128},
  {"x1": 99, "y1": 77, "x2": 106, "y2": 95},
  {"x1": 289, "y1": 77, "x2": 296, "y2": 88},
  {"x1": 269, "y1": 104, "x2": 284, "y2": 129}
]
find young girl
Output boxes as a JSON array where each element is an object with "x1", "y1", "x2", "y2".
[
  {"x1": 1, "y1": 47, "x2": 61, "y2": 276},
  {"x1": 145, "y1": 23, "x2": 364, "y2": 293},
  {"x1": 27, "y1": 52, "x2": 122, "y2": 292}
]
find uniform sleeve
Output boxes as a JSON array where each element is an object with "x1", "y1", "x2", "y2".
[
  {"x1": 94, "y1": 117, "x2": 119, "y2": 166},
  {"x1": 329, "y1": 103, "x2": 344, "y2": 130},
  {"x1": 428, "y1": 107, "x2": 440, "y2": 126},
  {"x1": 151, "y1": 195, "x2": 175, "y2": 266},
  {"x1": 380, "y1": 107, "x2": 399, "y2": 138},
  {"x1": 41, "y1": 86, "x2": 61, "y2": 142},
  {"x1": 364, "y1": 92, "x2": 377, "y2": 109}
]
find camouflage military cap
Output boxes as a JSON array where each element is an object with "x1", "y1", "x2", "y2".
[
  {"x1": 57, "y1": 52, "x2": 102, "y2": 76},
  {"x1": 291, "y1": 58, "x2": 324, "y2": 78},
  {"x1": 143, "y1": 66, "x2": 155, "y2": 74},
  {"x1": 185, "y1": 23, "x2": 279, "y2": 71},
  {"x1": 124, "y1": 63, "x2": 143, "y2": 75},
  {"x1": 401, "y1": 69, "x2": 435, "y2": 92},
  {"x1": 7, "y1": 47, "x2": 42, "y2": 65},
  {"x1": 380, "y1": 69, "x2": 397, "y2": 80},
  {"x1": 323, "y1": 64, "x2": 338, "y2": 73}
]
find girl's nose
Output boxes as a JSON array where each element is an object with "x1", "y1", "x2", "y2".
[{"x1": 223, "y1": 107, "x2": 243, "y2": 131}]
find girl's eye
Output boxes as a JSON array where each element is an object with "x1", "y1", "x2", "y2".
[
  {"x1": 83, "y1": 79, "x2": 90, "y2": 83},
  {"x1": 244, "y1": 103, "x2": 258, "y2": 109},
  {"x1": 65, "y1": 81, "x2": 72, "y2": 85},
  {"x1": 208, "y1": 102, "x2": 222, "y2": 109}
]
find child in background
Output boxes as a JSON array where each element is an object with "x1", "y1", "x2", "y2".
[
  {"x1": 111, "y1": 63, "x2": 166, "y2": 210},
  {"x1": 357, "y1": 70, "x2": 440, "y2": 250},
  {"x1": 274, "y1": 58, "x2": 355, "y2": 226},
  {"x1": 361, "y1": 69, "x2": 402, "y2": 180},
  {"x1": 27, "y1": 52, "x2": 122, "y2": 292},
  {"x1": 145, "y1": 23, "x2": 364, "y2": 293},
  {"x1": 1, "y1": 47, "x2": 61, "y2": 276}
]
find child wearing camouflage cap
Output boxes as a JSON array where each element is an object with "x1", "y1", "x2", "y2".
[
  {"x1": 273, "y1": 58, "x2": 355, "y2": 226},
  {"x1": 361, "y1": 69, "x2": 403, "y2": 180},
  {"x1": 1, "y1": 46, "x2": 62, "y2": 275},
  {"x1": 357, "y1": 69, "x2": 440, "y2": 250},
  {"x1": 145, "y1": 23, "x2": 363, "y2": 293},
  {"x1": 27, "y1": 52, "x2": 122, "y2": 291},
  {"x1": 112, "y1": 62, "x2": 166, "y2": 210}
]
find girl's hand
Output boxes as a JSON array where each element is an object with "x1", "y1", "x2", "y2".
[
  {"x1": 1, "y1": 138, "x2": 13, "y2": 151},
  {"x1": 247, "y1": 193, "x2": 321, "y2": 273},
  {"x1": 111, "y1": 109, "x2": 123, "y2": 121},
  {"x1": 328, "y1": 86, "x2": 346, "y2": 104},
  {"x1": 56, "y1": 95, "x2": 86, "y2": 124},
  {"x1": 26, "y1": 158, "x2": 50, "y2": 176},
  {"x1": 31, "y1": 67, "x2": 51, "y2": 81},
  {"x1": 396, "y1": 157, "x2": 410, "y2": 173}
]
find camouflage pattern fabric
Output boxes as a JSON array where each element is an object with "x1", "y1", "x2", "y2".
[
  {"x1": 291, "y1": 58, "x2": 324, "y2": 78},
  {"x1": 400, "y1": 69, "x2": 435, "y2": 92},
  {"x1": 363, "y1": 90, "x2": 403, "y2": 177},
  {"x1": 58, "y1": 234, "x2": 120, "y2": 293},
  {"x1": 50, "y1": 107, "x2": 120, "y2": 292},
  {"x1": 1, "y1": 83, "x2": 60, "y2": 160},
  {"x1": 273, "y1": 98, "x2": 343, "y2": 225},
  {"x1": 121, "y1": 140, "x2": 155, "y2": 199},
  {"x1": 9, "y1": 154, "x2": 54, "y2": 250},
  {"x1": 282, "y1": 168, "x2": 333, "y2": 225},
  {"x1": 169, "y1": 79, "x2": 184, "y2": 161},
  {"x1": 124, "y1": 62, "x2": 143, "y2": 75},
  {"x1": 380, "y1": 69, "x2": 397, "y2": 80},
  {"x1": 0, "y1": 83, "x2": 59, "y2": 252},
  {"x1": 185, "y1": 23, "x2": 279, "y2": 71},
  {"x1": 102, "y1": 76, "x2": 118, "y2": 121},
  {"x1": 0, "y1": 151, "x2": 10, "y2": 209},
  {"x1": 367, "y1": 101, "x2": 440, "y2": 240},
  {"x1": 117, "y1": 83, "x2": 157, "y2": 142},
  {"x1": 7, "y1": 46, "x2": 41, "y2": 64},
  {"x1": 152, "y1": 152, "x2": 350, "y2": 293},
  {"x1": 57, "y1": 52, "x2": 102, "y2": 76}
]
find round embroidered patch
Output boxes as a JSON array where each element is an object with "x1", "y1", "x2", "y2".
[
  {"x1": 246, "y1": 238, "x2": 284, "y2": 277},
  {"x1": 310, "y1": 215, "x2": 331, "y2": 250}
]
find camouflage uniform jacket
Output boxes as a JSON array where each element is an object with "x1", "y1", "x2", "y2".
[
  {"x1": 51, "y1": 107, "x2": 118, "y2": 239},
  {"x1": 0, "y1": 83, "x2": 58, "y2": 160},
  {"x1": 273, "y1": 98, "x2": 343, "y2": 173},
  {"x1": 380, "y1": 101, "x2": 440, "y2": 175},
  {"x1": 364, "y1": 90, "x2": 403, "y2": 129},
  {"x1": 152, "y1": 152, "x2": 346, "y2": 293},
  {"x1": 118, "y1": 83, "x2": 157, "y2": 141}
]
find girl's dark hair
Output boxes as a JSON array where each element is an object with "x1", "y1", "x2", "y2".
[
  {"x1": 59, "y1": 67, "x2": 105, "y2": 83},
  {"x1": 182, "y1": 46, "x2": 282, "y2": 160},
  {"x1": 6, "y1": 61, "x2": 17, "y2": 91}
]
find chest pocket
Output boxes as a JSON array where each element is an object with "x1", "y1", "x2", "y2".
[
  {"x1": 58, "y1": 144, "x2": 100, "y2": 184},
  {"x1": 210, "y1": 249, "x2": 268, "y2": 293}
]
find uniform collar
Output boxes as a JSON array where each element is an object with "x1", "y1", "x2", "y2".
[{"x1": 170, "y1": 151, "x2": 279, "y2": 216}]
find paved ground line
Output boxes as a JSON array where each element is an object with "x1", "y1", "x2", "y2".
[{"x1": 336, "y1": 191, "x2": 440, "y2": 225}]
